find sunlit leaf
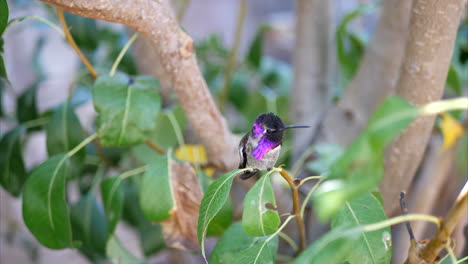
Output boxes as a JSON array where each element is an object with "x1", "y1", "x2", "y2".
[
  {"x1": 440, "y1": 113, "x2": 464, "y2": 150},
  {"x1": 22, "y1": 154, "x2": 73, "y2": 249},
  {"x1": 0, "y1": 126, "x2": 27, "y2": 196},
  {"x1": 198, "y1": 169, "x2": 242, "y2": 260},
  {"x1": 175, "y1": 144, "x2": 208, "y2": 164},
  {"x1": 211, "y1": 222, "x2": 278, "y2": 264},
  {"x1": 331, "y1": 192, "x2": 392, "y2": 263},
  {"x1": 93, "y1": 73, "x2": 161, "y2": 146},
  {"x1": 101, "y1": 176, "x2": 124, "y2": 235},
  {"x1": 242, "y1": 171, "x2": 280, "y2": 236},
  {"x1": 70, "y1": 193, "x2": 108, "y2": 259},
  {"x1": 139, "y1": 154, "x2": 174, "y2": 222}
]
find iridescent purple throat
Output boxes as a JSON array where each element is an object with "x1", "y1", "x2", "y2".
[
  {"x1": 253, "y1": 136, "x2": 279, "y2": 160},
  {"x1": 252, "y1": 121, "x2": 263, "y2": 138}
]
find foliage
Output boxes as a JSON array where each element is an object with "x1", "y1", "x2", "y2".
[{"x1": 0, "y1": 1, "x2": 467, "y2": 263}]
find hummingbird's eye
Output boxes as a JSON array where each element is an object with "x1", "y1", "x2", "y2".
[{"x1": 266, "y1": 129, "x2": 273, "y2": 133}]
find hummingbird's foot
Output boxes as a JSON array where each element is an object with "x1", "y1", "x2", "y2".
[{"x1": 239, "y1": 169, "x2": 260, "y2": 180}]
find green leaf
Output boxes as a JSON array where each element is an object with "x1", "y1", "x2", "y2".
[
  {"x1": 210, "y1": 222, "x2": 278, "y2": 264},
  {"x1": 0, "y1": 126, "x2": 27, "y2": 196},
  {"x1": 294, "y1": 227, "x2": 359, "y2": 264},
  {"x1": 247, "y1": 25, "x2": 268, "y2": 69},
  {"x1": 70, "y1": 193, "x2": 108, "y2": 259},
  {"x1": 198, "y1": 169, "x2": 242, "y2": 261},
  {"x1": 63, "y1": 13, "x2": 98, "y2": 52},
  {"x1": 306, "y1": 143, "x2": 344, "y2": 175},
  {"x1": 446, "y1": 63, "x2": 462, "y2": 95},
  {"x1": 242, "y1": 171, "x2": 280, "y2": 236},
  {"x1": 106, "y1": 235, "x2": 145, "y2": 264},
  {"x1": 16, "y1": 84, "x2": 39, "y2": 124},
  {"x1": 206, "y1": 196, "x2": 233, "y2": 236},
  {"x1": 0, "y1": 0, "x2": 8, "y2": 36},
  {"x1": 22, "y1": 154, "x2": 73, "y2": 249},
  {"x1": 93, "y1": 73, "x2": 161, "y2": 146},
  {"x1": 101, "y1": 176, "x2": 124, "y2": 235},
  {"x1": 46, "y1": 102, "x2": 85, "y2": 166},
  {"x1": 313, "y1": 96, "x2": 418, "y2": 220},
  {"x1": 331, "y1": 192, "x2": 392, "y2": 263},
  {"x1": 139, "y1": 154, "x2": 174, "y2": 222},
  {"x1": 0, "y1": 55, "x2": 6, "y2": 80},
  {"x1": 139, "y1": 222, "x2": 165, "y2": 256}
]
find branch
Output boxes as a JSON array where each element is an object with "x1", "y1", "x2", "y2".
[
  {"x1": 419, "y1": 182, "x2": 468, "y2": 262},
  {"x1": 42, "y1": 0, "x2": 239, "y2": 171},
  {"x1": 291, "y1": 0, "x2": 330, "y2": 161},
  {"x1": 381, "y1": 0, "x2": 466, "y2": 215},
  {"x1": 277, "y1": 168, "x2": 306, "y2": 252}
]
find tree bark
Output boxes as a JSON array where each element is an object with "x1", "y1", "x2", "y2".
[
  {"x1": 40, "y1": 0, "x2": 239, "y2": 171},
  {"x1": 381, "y1": 0, "x2": 465, "y2": 215},
  {"x1": 320, "y1": 0, "x2": 413, "y2": 146},
  {"x1": 291, "y1": 0, "x2": 331, "y2": 161}
]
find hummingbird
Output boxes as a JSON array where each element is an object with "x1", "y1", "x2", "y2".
[{"x1": 238, "y1": 113, "x2": 310, "y2": 180}]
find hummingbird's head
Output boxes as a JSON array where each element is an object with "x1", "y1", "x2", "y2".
[{"x1": 252, "y1": 113, "x2": 310, "y2": 143}]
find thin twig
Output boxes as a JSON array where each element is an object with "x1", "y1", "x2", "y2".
[
  {"x1": 400, "y1": 191, "x2": 416, "y2": 241},
  {"x1": 56, "y1": 8, "x2": 98, "y2": 79},
  {"x1": 277, "y1": 168, "x2": 306, "y2": 252},
  {"x1": 110, "y1": 32, "x2": 139, "y2": 77},
  {"x1": 145, "y1": 139, "x2": 166, "y2": 154},
  {"x1": 218, "y1": 0, "x2": 246, "y2": 112}
]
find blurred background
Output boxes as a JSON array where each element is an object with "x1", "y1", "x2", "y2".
[{"x1": 1, "y1": 0, "x2": 467, "y2": 263}]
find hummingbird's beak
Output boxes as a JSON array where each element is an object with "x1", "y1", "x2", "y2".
[{"x1": 281, "y1": 125, "x2": 310, "y2": 131}]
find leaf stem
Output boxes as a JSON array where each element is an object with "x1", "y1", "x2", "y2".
[
  {"x1": 278, "y1": 231, "x2": 298, "y2": 252},
  {"x1": 67, "y1": 133, "x2": 98, "y2": 158},
  {"x1": 110, "y1": 32, "x2": 139, "y2": 77},
  {"x1": 218, "y1": 0, "x2": 246, "y2": 112},
  {"x1": 276, "y1": 167, "x2": 306, "y2": 252},
  {"x1": 300, "y1": 178, "x2": 323, "y2": 217},
  {"x1": 145, "y1": 139, "x2": 166, "y2": 154},
  {"x1": 420, "y1": 97, "x2": 468, "y2": 115},
  {"x1": 11, "y1": 16, "x2": 65, "y2": 37},
  {"x1": 56, "y1": 8, "x2": 98, "y2": 79},
  {"x1": 23, "y1": 117, "x2": 50, "y2": 129},
  {"x1": 361, "y1": 214, "x2": 440, "y2": 233},
  {"x1": 297, "y1": 176, "x2": 322, "y2": 187}
]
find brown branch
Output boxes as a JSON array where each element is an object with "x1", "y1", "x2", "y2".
[
  {"x1": 419, "y1": 182, "x2": 468, "y2": 262},
  {"x1": 381, "y1": 0, "x2": 466, "y2": 215},
  {"x1": 56, "y1": 8, "x2": 98, "y2": 79},
  {"x1": 42, "y1": 0, "x2": 240, "y2": 171},
  {"x1": 400, "y1": 192, "x2": 416, "y2": 241},
  {"x1": 291, "y1": 0, "x2": 330, "y2": 161},
  {"x1": 218, "y1": 0, "x2": 246, "y2": 112},
  {"x1": 278, "y1": 168, "x2": 306, "y2": 252}
]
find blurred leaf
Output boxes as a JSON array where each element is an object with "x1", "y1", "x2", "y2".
[
  {"x1": 139, "y1": 154, "x2": 174, "y2": 222},
  {"x1": 93, "y1": 73, "x2": 161, "y2": 146},
  {"x1": 294, "y1": 227, "x2": 359, "y2": 264},
  {"x1": 242, "y1": 171, "x2": 280, "y2": 236},
  {"x1": 106, "y1": 235, "x2": 145, "y2": 264},
  {"x1": 247, "y1": 25, "x2": 268, "y2": 70},
  {"x1": 175, "y1": 144, "x2": 208, "y2": 164},
  {"x1": 446, "y1": 63, "x2": 462, "y2": 95},
  {"x1": 139, "y1": 222, "x2": 165, "y2": 257},
  {"x1": 206, "y1": 196, "x2": 233, "y2": 237},
  {"x1": 307, "y1": 143, "x2": 344, "y2": 175},
  {"x1": 101, "y1": 176, "x2": 124, "y2": 235},
  {"x1": 331, "y1": 192, "x2": 392, "y2": 263},
  {"x1": 440, "y1": 113, "x2": 464, "y2": 150},
  {"x1": 211, "y1": 222, "x2": 278, "y2": 264},
  {"x1": 22, "y1": 154, "x2": 73, "y2": 249},
  {"x1": 0, "y1": 56, "x2": 6, "y2": 80},
  {"x1": 63, "y1": 13, "x2": 98, "y2": 52},
  {"x1": 228, "y1": 71, "x2": 249, "y2": 110},
  {"x1": 160, "y1": 161, "x2": 202, "y2": 251},
  {"x1": 0, "y1": 126, "x2": 27, "y2": 196},
  {"x1": 455, "y1": 133, "x2": 468, "y2": 174},
  {"x1": 16, "y1": 84, "x2": 39, "y2": 124},
  {"x1": 0, "y1": 0, "x2": 7, "y2": 35},
  {"x1": 198, "y1": 169, "x2": 242, "y2": 260},
  {"x1": 46, "y1": 102, "x2": 85, "y2": 170},
  {"x1": 313, "y1": 96, "x2": 418, "y2": 220},
  {"x1": 70, "y1": 193, "x2": 108, "y2": 259}
]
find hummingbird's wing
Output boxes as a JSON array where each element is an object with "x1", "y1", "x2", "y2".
[{"x1": 238, "y1": 132, "x2": 249, "y2": 169}]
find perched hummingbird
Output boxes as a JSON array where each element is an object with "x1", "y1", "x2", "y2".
[{"x1": 238, "y1": 113, "x2": 309, "y2": 180}]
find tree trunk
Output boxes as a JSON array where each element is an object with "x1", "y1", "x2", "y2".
[
  {"x1": 381, "y1": 0, "x2": 465, "y2": 215},
  {"x1": 320, "y1": 0, "x2": 413, "y2": 145},
  {"x1": 291, "y1": 0, "x2": 331, "y2": 161}
]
